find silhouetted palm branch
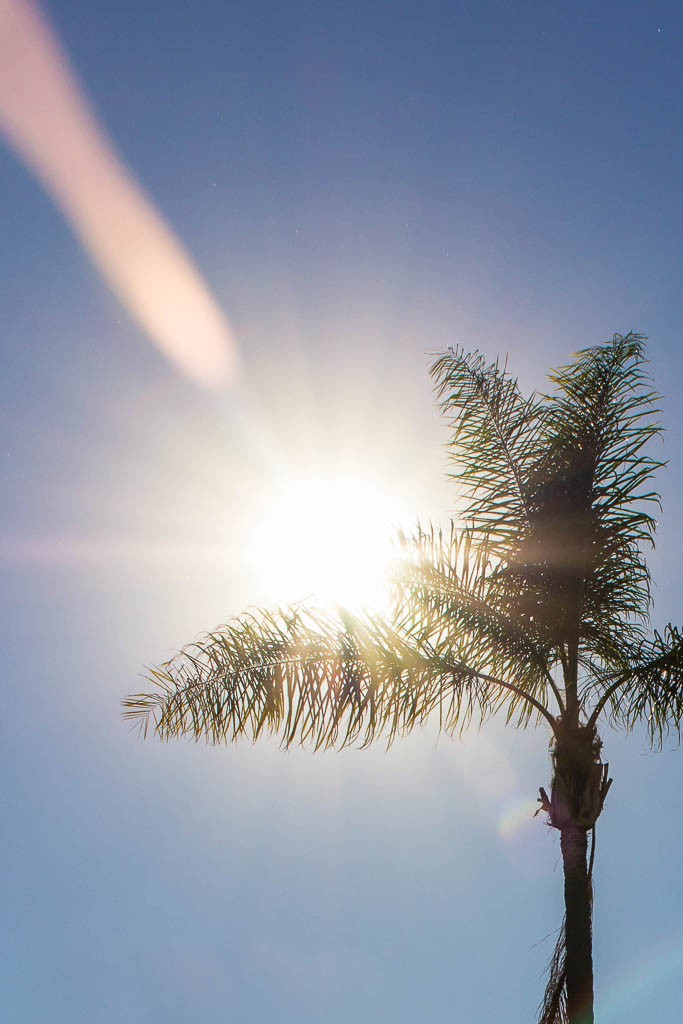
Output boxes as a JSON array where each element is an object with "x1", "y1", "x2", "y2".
[
  {"x1": 542, "y1": 333, "x2": 661, "y2": 623},
  {"x1": 431, "y1": 347, "x2": 542, "y2": 548},
  {"x1": 124, "y1": 604, "x2": 555, "y2": 749},
  {"x1": 393, "y1": 522, "x2": 564, "y2": 726},
  {"x1": 586, "y1": 625, "x2": 683, "y2": 744},
  {"x1": 491, "y1": 335, "x2": 662, "y2": 658}
]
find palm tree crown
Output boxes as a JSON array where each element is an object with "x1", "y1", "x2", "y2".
[{"x1": 124, "y1": 332, "x2": 683, "y2": 1024}]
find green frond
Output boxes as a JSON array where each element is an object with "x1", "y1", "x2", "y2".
[
  {"x1": 392, "y1": 523, "x2": 562, "y2": 723},
  {"x1": 124, "y1": 605, "x2": 509, "y2": 750},
  {"x1": 392, "y1": 522, "x2": 494, "y2": 644},
  {"x1": 576, "y1": 615, "x2": 649, "y2": 683},
  {"x1": 430, "y1": 347, "x2": 542, "y2": 546},
  {"x1": 542, "y1": 332, "x2": 662, "y2": 610},
  {"x1": 592, "y1": 625, "x2": 683, "y2": 744},
  {"x1": 494, "y1": 333, "x2": 662, "y2": 649}
]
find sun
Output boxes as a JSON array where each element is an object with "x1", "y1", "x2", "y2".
[{"x1": 251, "y1": 472, "x2": 399, "y2": 609}]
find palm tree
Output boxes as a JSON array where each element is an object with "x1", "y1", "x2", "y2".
[{"x1": 124, "y1": 332, "x2": 683, "y2": 1024}]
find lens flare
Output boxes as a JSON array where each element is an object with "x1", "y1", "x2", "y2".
[
  {"x1": 0, "y1": 0, "x2": 238, "y2": 388},
  {"x1": 497, "y1": 795, "x2": 539, "y2": 840},
  {"x1": 600, "y1": 937, "x2": 683, "y2": 1021}
]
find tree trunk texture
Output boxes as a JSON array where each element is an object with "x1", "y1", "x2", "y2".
[{"x1": 560, "y1": 825, "x2": 594, "y2": 1024}]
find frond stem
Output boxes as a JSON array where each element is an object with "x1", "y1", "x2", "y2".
[
  {"x1": 129, "y1": 647, "x2": 560, "y2": 739},
  {"x1": 462, "y1": 356, "x2": 534, "y2": 520},
  {"x1": 586, "y1": 672, "x2": 629, "y2": 729},
  {"x1": 470, "y1": 666, "x2": 559, "y2": 736},
  {"x1": 542, "y1": 666, "x2": 566, "y2": 717}
]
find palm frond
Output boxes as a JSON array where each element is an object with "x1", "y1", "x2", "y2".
[
  {"x1": 430, "y1": 347, "x2": 542, "y2": 546},
  {"x1": 391, "y1": 522, "x2": 494, "y2": 645},
  {"x1": 575, "y1": 615, "x2": 648, "y2": 684},
  {"x1": 546, "y1": 334, "x2": 661, "y2": 536},
  {"x1": 588, "y1": 625, "x2": 683, "y2": 744},
  {"x1": 393, "y1": 522, "x2": 562, "y2": 722},
  {"x1": 494, "y1": 334, "x2": 662, "y2": 651},
  {"x1": 543, "y1": 333, "x2": 662, "y2": 614},
  {"x1": 124, "y1": 605, "x2": 517, "y2": 750}
]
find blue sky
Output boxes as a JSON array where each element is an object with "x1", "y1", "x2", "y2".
[{"x1": 2, "y1": 1, "x2": 683, "y2": 1021}]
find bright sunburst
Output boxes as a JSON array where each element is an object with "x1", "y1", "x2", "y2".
[{"x1": 251, "y1": 473, "x2": 399, "y2": 609}]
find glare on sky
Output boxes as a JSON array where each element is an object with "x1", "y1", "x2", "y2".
[{"x1": 249, "y1": 473, "x2": 400, "y2": 609}]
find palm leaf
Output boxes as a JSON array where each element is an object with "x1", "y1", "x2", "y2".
[
  {"x1": 494, "y1": 334, "x2": 662, "y2": 654},
  {"x1": 542, "y1": 333, "x2": 661, "y2": 615},
  {"x1": 588, "y1": 625, "x2": 683, "y2": 744},
  {"x1": 430, "y1": 347, "x2": 542, "y2": 546},
  {"x1": 124, "y1": 605, "x2": 528, "y2": 749},
  {"x1": 393, "y1": 522, "x2": 563, "y2": 723}
]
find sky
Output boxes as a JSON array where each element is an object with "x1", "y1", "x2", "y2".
[{"x1": 2, "y1": 1, "x2": 683, "y2": 1021}]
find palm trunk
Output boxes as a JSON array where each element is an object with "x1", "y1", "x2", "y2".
[{"x1": 560, "y1": 824, "x2": 594, "y2": 1024}]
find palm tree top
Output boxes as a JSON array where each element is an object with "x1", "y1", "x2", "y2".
[{"x1": 124, "y1": 332, "x2": 683, "y2": 749}]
